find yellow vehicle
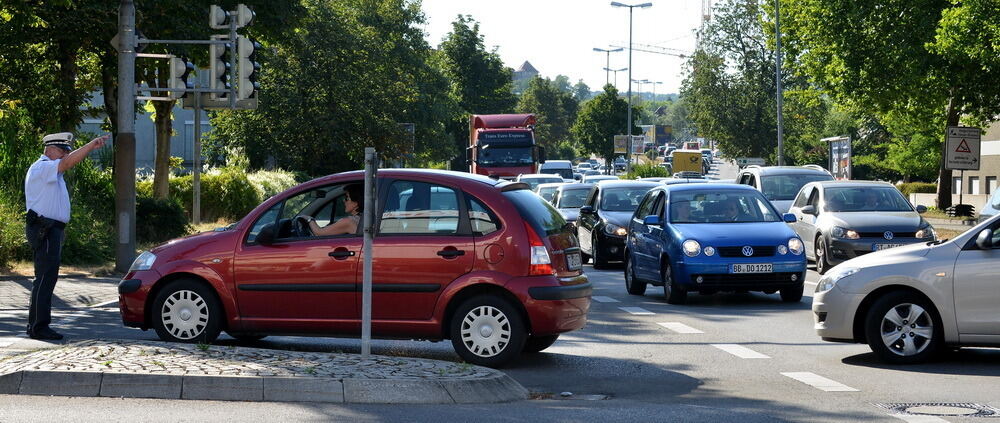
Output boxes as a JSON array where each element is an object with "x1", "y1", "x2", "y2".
[{"x1": 670, "y1": 150, "x2": 704, "y2": 174}]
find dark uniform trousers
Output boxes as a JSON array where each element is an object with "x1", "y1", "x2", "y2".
[{"x1": 25, "y1": 210, "x2": 65, "y2": 334}]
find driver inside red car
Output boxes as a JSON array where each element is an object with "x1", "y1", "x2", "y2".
[{"x1": 302, "y1": 183, "x2": 363, "y2": 236}]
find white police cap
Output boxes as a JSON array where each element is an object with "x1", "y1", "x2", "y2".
[{"x1": 42, "y1": 132, "x2": 74, "y2": 151}]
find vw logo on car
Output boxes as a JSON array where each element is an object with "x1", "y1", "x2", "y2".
[
  {"x1": 742, "y1": 245, "x2": 754, "y2": 257},
  {"x1": 883, "y1": 231, "x2": 893, "y2": 240}
]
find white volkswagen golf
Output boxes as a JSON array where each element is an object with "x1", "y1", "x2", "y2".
[{"x1": 814, "y1": 215, "x2": 1000, "y2": 364}]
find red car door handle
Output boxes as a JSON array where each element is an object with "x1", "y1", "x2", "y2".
[
  {"x1": 329, "y1": 250, "x2": 355, "y2": 259},
  {"x1": 437, "y1": 249, "x2": 465, "y2": 258}
]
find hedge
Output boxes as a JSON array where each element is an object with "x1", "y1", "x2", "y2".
[{"x1": 897, "y1": 182, "x2": 937, "y2": 196}]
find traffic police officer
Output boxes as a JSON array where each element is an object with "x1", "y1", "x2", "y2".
[{"x1": 24, "y1": 132, "x2": 108, "y2": 340}]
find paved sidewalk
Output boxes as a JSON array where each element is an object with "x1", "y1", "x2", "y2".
[
  {"x1": 0, "y1": 275, "x2": 119, "y2": 310},
  {"x1": 0, "y1": 339, "x2": 527, "y2": 403}
]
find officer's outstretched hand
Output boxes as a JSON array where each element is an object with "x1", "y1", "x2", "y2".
[{"x1": 90, "y1": 134, "x2": 109, "y2": 149}]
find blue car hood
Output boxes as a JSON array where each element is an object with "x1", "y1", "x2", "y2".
[{"x1": 672, "y1": 222, "x2": 797, "y2": 245}]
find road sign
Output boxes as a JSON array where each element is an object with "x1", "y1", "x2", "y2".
[
  {"x1": 945, "y1": 126, "x2": 981, "y2": 170},
  {"x1": 736, "y1": 157, "x2": 765, "y2": 167},
  {"x1": 822, "y1": 135, "x2": 852, "y2": 180},
  {"x1": 614, "y1": 135, "x2": 628, "y2": 154}
]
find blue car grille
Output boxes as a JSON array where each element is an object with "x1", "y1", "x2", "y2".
[{"x1": 717, "y1": 246, "x2": 776, "y2": 257}]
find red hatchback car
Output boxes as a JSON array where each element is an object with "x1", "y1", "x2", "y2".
[{"x1": 118, "y1": 169, "x2": 591, "y2": 367}]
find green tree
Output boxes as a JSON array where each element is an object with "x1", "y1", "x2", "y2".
[
  {"x1": 572, "y1": 80, "x2": 592, "y2": 102},
  {"x1": 437, "y1": 15, "x2": 517, "y2": 170},
  {"x1": 781, "y1": 0, "x2": 1000, "y2": 207},
  {"x1": 571, "y1": 84, "x2": 638, "y2": 163},
  {"x1": 516, "y1": 77, "x2": 577, "y2": 153},
  {"x1": 210, "y1": 0, "x2": 455, "y2": 176}
]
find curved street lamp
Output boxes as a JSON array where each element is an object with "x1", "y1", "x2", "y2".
[{"x1": 611, "y1": 1, "x2": 653, "y2": 172}]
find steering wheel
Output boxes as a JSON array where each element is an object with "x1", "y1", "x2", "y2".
[{"x1": 292, "y1": 216, "x2": 313, "y2": 237}]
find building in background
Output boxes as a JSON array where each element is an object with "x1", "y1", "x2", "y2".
[{"x1": 512, "y1": 60, "x2": 539, "y2": 94}]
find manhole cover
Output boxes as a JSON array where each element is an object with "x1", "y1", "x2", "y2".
[{"x1": 875, "y1": 403, "x2": 1000, "y2": 418}]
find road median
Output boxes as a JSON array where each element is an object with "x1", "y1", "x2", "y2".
[{"x1": 0, "y1": 339, "x2": 527, "y2": 404}]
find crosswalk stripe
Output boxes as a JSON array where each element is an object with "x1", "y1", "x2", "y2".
[
  {"x1": 591, "y1": 296, "x2": 620, "y2": 303},
  {"x1": 657, "y1": 322, "x2": 704, "y2": 334},
  {"x1": 618, "y1": 306, "x2": 654, "y2": 315},
  {"x1": 712, "y1": 344, "x2": 770, "y2": 359},
  {"x1": 781, "y1": 372, "x2": 858, "y2": 392}
]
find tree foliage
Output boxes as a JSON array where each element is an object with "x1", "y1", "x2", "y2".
[
  {"x1": 571, "y1": 84, "x2": 638, "y2": 162},
  {"x1": 210, "y1": 0, "x2": 456, "y2": 176},
  {"x1": 515, "y1": 76, "x2": 578, "y2": 158}
]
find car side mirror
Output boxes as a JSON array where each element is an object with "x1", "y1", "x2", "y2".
[
  {"x1": 643, "y1": 215, "x2": 661, "y2": 226},
  {"x1": 916, "y1": 205, "x2": 927, "y2": 214},
  {"x1": 465, "y1": 147, "x2": 474, "y2": 166},
  {"x1": 255, "y1": 222, "x2": 276, "y2": 246},
  {"x1": 801, "y1": 205, "x2": 817, "y2": 215},
  {"x1": 976, "y1": 228, "x2": 993, "y2": 249},
  {"x1": 783, "y1": 213, "x2": 797, "y2": 223},
  {"x1": 580, "y1": 205, "x2": 595, "y2": 215}
]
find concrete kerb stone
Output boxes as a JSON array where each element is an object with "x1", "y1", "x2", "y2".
[{"x1": 0, "y1": 340, "x2": 529, "y2": 404}]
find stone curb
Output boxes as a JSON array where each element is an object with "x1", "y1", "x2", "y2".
[{"x1": 0, "y1": 369, "x2": 527, "y2": 404}]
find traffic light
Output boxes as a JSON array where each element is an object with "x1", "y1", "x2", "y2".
[
  {"x1": 237, "y1": 36, "x2": 261, "y2": 100},
  {"x1": 209, "y1": 34, "x2": 231, "y2": 99},
  {"x1": 235, "y1": 4, "x2": 255, "y2": 28},
  {"x1": 209, "y1": 5, "x2": 229, "y2": 29},
  {"x1": 168, "y1": 56, "x2": 195, "y2": 100}
]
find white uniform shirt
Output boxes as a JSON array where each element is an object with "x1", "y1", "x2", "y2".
[{"x1": 24, "y1": 155, "x2": 71, "y2": 223}]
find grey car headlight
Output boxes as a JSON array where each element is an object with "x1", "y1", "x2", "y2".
[
  {"x1": 129, "y1": 251, "x2": 157, "y2": 272},
  {"x1": 831, "y1": 226, "x2": 860, "y2": 240},
  {"x1": 815, "y1": 266, "x2": 859, "y2": 293},
  {"x1": 916, "y1": 226, "x2": 935, "y2": 239}
]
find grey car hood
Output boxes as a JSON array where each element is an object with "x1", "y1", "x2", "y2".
[{"x1": 824, "y1": 211, "x2": 923, "y2": 232}]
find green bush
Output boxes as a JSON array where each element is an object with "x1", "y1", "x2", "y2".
[
  {"x1": 897, "y1": 182, "x2": 937, "y2": 196},
  {"x1": 61, "y1": 203, "x2": 116, "y2": 264},
  {"x1": 137, "y1": 196, "x2": 191, "y2": 244},
  {"x1": 247, "y1": 169, "x2": 298, "y2": 200},
  {"x1": 0, "y1": 197, "x2": 27, "y2": 269},
  {"x1": 624, "y1": 163, "x2": 670, "y2": 180}
]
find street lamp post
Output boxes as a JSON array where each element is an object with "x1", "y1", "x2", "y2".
[
  {"x1": 612, "y1": 1, "x2": 652, "y2": 173},
  {"x1": 604, "y1": 67, "x2": 628, "y2": 89},
  {"x1": 651, "y1": 81, "x2": 662, "y2": 102},
  {"x1": 593, "y1": 47, "x2": 624, "y2": 86},
  {"x1": 775, "y1": 0, "x2": 785, "y2": 166}
]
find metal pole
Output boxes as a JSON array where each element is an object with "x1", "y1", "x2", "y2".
[
  {"x1": 228, "y1": 15, "x2": 237, "y2": 109},
  {"x1": 361, "y1": 147, "x2": 377, "y2": 358},
  {"x1": 193, "y1": 92, "x2": 201, "y2": 225},
  {"x1": 605, "y1": 51, "x2": 611, "y2": 86},
  {"x1": 114, "y1": 0, "x2": 137, "y2": 272},
  {"x1": 625, "y1": 6, "x2": 634, "y2": 173},
  {"x1": 959, "y1": 169, "x2": 964, "y2": 207},
  {"x1": 775, "y1": 0, "x2": 785, "y2": 166}
]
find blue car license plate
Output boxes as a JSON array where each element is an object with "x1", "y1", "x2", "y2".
[{"x1": 731, "y1": 263, "x2": 772, "y2": 273}]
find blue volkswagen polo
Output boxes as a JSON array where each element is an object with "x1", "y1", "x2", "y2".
[{"x1": 624, "y1": 184, "x2": 807, "y2": 304}]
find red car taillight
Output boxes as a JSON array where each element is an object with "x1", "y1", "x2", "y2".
[{"x1": 524, "y1": 221, "x2": 555, "y2": 276}]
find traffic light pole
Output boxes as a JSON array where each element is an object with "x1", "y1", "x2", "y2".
[
  {"x1": 193, "y1": 89, "x2": 202, "y2": 224},
  {"x1": 115, "y1": 0, "x2": 137, "y2": 272}
]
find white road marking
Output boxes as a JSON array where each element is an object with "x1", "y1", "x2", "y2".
[
  {"x1": 91, "y1": 299, "x2": 118, "y2": 308},
  {"x1": 781, "y1": 372, "x2": 858, "y2": 392},
  {"x1": 711, "y1": 344, "x2": 770, "y2": 359},
  {"x1": 0, "y1": 337, "x2": 23, "y2": 347},
  {"x1": 657, "y1": 322, "x2": 703, "y2": 334},
  {"x1": 591, "y1": 296, "x2": 620, "y2": 303},
  {"x1": 619, "y1": 307, "x2": 654, "y2": 315},
  {"x1": 888, "y1": 414, "x2": 949, "y2": 423}
]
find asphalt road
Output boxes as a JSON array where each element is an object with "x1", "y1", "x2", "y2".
[{"x1": 3, "y1": 160, "x2": 999, "y2": 422}]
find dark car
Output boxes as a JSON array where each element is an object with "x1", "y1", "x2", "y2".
[
  {"x1": 577, "y1": 180, "x2": 661, "y2": 268},
  {"x1": 118, "y1": 169, "x2": 591, "y2": 368},
  {"x1": 551, "y1": 183, "x2": 593, "y2": 227},
  {"x1": 625, "y1": 184, "x2": 806, "y2": 304},
  {"x1": 787, "y1": 180, "x2": 933, "y2": 274}
]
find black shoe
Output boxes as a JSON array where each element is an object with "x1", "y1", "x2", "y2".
[{"x1": 28, "y1": 328, "x2": 63, "y2": 340}]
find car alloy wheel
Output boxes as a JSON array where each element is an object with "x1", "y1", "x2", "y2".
[
  {"x1": 864, "y1": 291, "x2": 942, "y2": 364},
  {"x1": 662, "y1": 262, "x2": 687, "y2": 305},
  {"x1": 152, "y1": 279, "x2": 222, "y2": 344},
  {"x1": 625, "y1": 254, "x2": 646, "y2": 295},
  {"x1": 815, "y1": 236, "x2": 829, "y2": 275},
  {"x1": 450, "y1": 295, "x2": 526, "y2": 368}
]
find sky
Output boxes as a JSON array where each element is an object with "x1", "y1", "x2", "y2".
[{"x1": 420, "y1": 0, "x2": 705, "y2": 96}]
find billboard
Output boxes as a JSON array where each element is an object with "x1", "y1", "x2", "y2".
[{"x1": 823, "y1": 136, "x2": 852, "y2": 180}]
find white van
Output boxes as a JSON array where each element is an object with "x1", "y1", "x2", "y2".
[{"x1": 539, "y1": 160, "x2": 574, "y2": 181}]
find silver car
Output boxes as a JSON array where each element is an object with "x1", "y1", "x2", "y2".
[
  {"x1": 814, "y1": 215, "x2": 1000, "y2": 364},
  {"x1": 788, "y1": 181, "x2": 934, "y2": 274}
]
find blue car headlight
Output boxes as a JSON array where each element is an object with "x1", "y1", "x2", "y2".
[
  {"x1": 788, "y1": 238, "x2": 804, "y2": 255},
  {"x1": 683, "y1": 240, "x2": 701, "y2": 257},
  {"x1": 816, "y1": 267, "x2": 859, "y2": 293}
]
